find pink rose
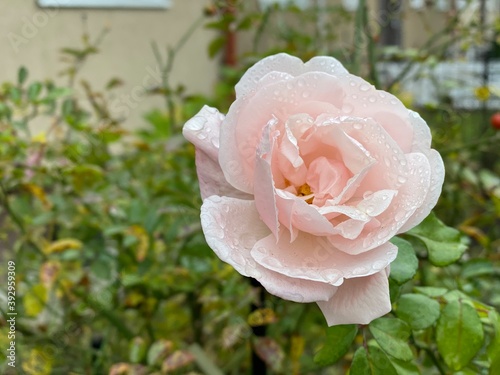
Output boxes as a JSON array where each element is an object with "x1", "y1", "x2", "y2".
[{"x1": 183, "y1": 53, "x2": 444, "y2": 325}]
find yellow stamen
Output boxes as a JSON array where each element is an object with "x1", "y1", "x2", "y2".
[{"x1": 298, "y1": 184, "x2": 314, "y2": 204}]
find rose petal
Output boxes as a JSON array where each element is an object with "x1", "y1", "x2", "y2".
[
  {"x1": 398, "y1": 149, "x2": 445, "y2": 232},
  {"x1": 275, "y1": 189, "x2": 338, "y2": 238},
  {"x1": 251, "y1": 231, "x2": 397, "y2": 285},
  {"x1": 329, "y1": 152, "x2": 431, "y2": 254},
  {"x1": 317, "y1": 269, "x2": 392, "y2": 325},
  {"x1": 183, "y1": 105, "x2": 223, "y2": 160},
  {"x1": 220, "y1": 72, "x2": 346, "y2": 193},
  {"x1": 408, "y1": 110, "x2": 432, "y2": 153},
  {"x1": 340, "y1": 117, "x2": 409, "y2": 193},
  {"x1": 235, "y1": 53, "x2": 348, "y2": 98},
  {"x1": 339, "y1": 75, "x2": 415, "y2": 153},
  {"x1": 183, "y1": 106, "x2": 250, "y2": 200},
  {"x1": 254, "y1": 119, "x2": 281, "y2": 238},
  {"x1": 200, "y1": 196, "x2": 336, "y2": 303}
]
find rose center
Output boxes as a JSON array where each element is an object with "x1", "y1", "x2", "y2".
[{"x1": 305, "y1": 156, "x2": 350, "y2": 205}]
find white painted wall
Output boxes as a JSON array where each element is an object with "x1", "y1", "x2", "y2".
[{"x1": 0, "y1": 0, "x2": 218, "y2": 129}]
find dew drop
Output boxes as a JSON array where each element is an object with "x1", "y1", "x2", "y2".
[
  {"x1": 342, "y1": 103, "x2": 354, "y2": 114},
  {"x1": 196, "y1": 132, "x2": 207, "y2": 140},
  {"x1": 372, "y1": 260, "x2": 386, "y2": 271},
  {"x1": 352, "y1": 266, "x2": 367, "y2": 276},
  {"x1": 368, "y1": 96, "x2": 376, "y2": 103},
  {"x1": 394, "y1": 210, "x2": 406, "y2": 222},
  {"x1": 190, "y1": 119, "x2": 205, "y2": 131},
  {"x1": 353, "y1": 123, "x2": 363, "y2": 130},
  {"x1": 297, "y1": 78, "x2": 305, "y2": 87},
  {"x1": 397, "y1": 175, "x2": 407, "y2": 184},
  {"x1": 302, "y1": 91, "x2": 310, "y2": 98},
  {"x1": 360, "y1": 83, "x2": 371, "y2": 91}
]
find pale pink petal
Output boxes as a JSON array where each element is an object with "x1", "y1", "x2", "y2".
[
  {"x1": 194, "y1": 150, "x2": 251, "y2": 200},
  {"x1": 329, "y1": 153, "x2": 431, "y2": 254},
  {"x1": 200, "y1": 196, "x2": 336, "y2": 303},
  {"x1": 408, "y1": 110, "x2": 432, "y2": 153},
  {"x1": 339, "y1": 74, "x2": 415, "y2": 153},
  {"x1": 304, "y1": 56, "x2": 349, "y2": 76},
  {"x1": 235, "y1": 54, "x2": 305, "y2": 98},
  {"x1": 275, "y1": 189, "x2": 338, "y2": 237},
  {"x1": 235, "y1": 53, "x2": 348, "y2": 98},
  {"x1": 254, "y1": 120, "x2": 281, "y2": 238},
  {"x1": 306, "y1": 157, "x2": 350, "y2": 203},
  {"x1": 183, "y1": 105, "x2": 224, "y2": 160},
  {"x1": 250, "y1": 231, "x2": 397, "y2": 284},
  {"x1": 276, "y1": 122, "x2": 308, "y2": 187},
  {"x1": 335, "y1": 217, "x2": 380, "y2": 240},
  {"x1": 357, "y1": 189, "x2": 398, "y2": 217},
  {"x1": 313, "y1": 119, "x2": 375, "y2": 175},
  {"x1": 340, "y1": 117, "x2": 409, "y2": 193},
  {"x1": 183, "y1": 106, "x2": 250, "y2": 200},
  {"x1": 398, "y1": 149, "x2": 445, "y2": 232},
  {"x1": 220, "y1": 72, "x2": 345, "y2": 193},
  {"x1": 317, "y1": 269, "x2": 392, "y2": 326}
]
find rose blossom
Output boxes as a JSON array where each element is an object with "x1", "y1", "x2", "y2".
[{"x1": 183, "y1": 53, "x2": 444, "y2": 326}]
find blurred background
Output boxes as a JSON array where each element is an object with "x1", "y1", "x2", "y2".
[{"x1": 0, "y1": 0, "x2": 499, "y2": 374}]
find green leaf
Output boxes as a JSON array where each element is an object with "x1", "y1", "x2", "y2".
[
  {"x1": 28, "y1": 82, "x2": 43, "y2": 101},
  {"x1": 368, "y1": 344, "x2": 398, "y2": 375},
  {"x1": 389, "y1": 237, "x2": 418, "y2": 285},
  {"x1": 350, "y1": 344, "x2": 399, "y2": 375},
  {"x1": 314, "y1": 324, "x2": 357, "y2": 366},
  {"x1": 351, "y1": 347, "x2": 370, "y2": 375},
  {"x1": 188, "y1": 343, "x2": 224, "y2": 375},
  {"x1": 395, "y1": 294, "x2": 440, "y2": 330},
  {"x1": 18, "y1": 66, "x2": 28, "y2": 85},
  {"x1": 208, "y1": 36, "x2": 226, "y2": 58},
  {"x1": 488, "y1": 311, "x2": 500, "y2": 374},
  {"x1": 461, "y1": 259, "x2": 495, "y2": 279},
  {"x1": 436, "y1": 300, "x2": 484, "y2": 371},
  {"x1": 147, "y1": 339, "x2": 174, "y2": 366},
  {"x1": 369, "y1": 318, "x2": 413, "y2": 361},
  {"x1": 413, "y1": 286, "x2": 448, "y2": 298},
  {"x1": 391, "y1": 358, "x2": 420, "y2": 375},
  {"x1": 129, "y1": 337, "x2": 147, "y2": 363},
  {"x1": 407, "y1": 212, "x2": 467, "y2": 266},
  {"x1": 23, "y1": 284, "x2": 48, "y2": 317}
]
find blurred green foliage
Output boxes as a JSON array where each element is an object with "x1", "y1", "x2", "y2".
[{"x1": 0, "y1": 1, "x2": 499, "y2": 374}]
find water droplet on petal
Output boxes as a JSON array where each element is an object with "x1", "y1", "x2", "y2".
[
  {"x1": 352, "y1": 266, "x2": 367, "y2": 276},
  {"x1": 190, "y1": 119, "x2": 205, "y2": 131},
  {"x1": 360, "y1": 83, "x2": 371, "y2": 91},
  {"x1": 363, "y1": 190, "x2": 373, "y2": 199},
  {"x1": 342, "y1": 103, "x2": 354, "y2": 113}
]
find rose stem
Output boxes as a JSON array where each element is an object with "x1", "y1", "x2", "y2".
[{"x1": 250, "y1": 278, "x2": 267, "y2": 375}]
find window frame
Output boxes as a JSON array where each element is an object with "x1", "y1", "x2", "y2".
[{"x1": 38, "y1": 0, "x2": 172, "y2": 9}]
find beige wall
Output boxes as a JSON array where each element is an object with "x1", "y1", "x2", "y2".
[{"x1": 0, "y1": 0, "x2": 218, "y2": 129}]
